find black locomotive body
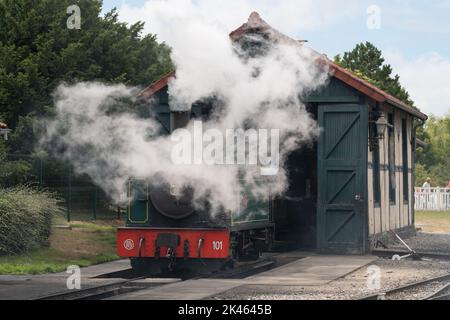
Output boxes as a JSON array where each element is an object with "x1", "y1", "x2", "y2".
[{"x1": 117, "y1": 178, "x2": 274, "y2": 272}]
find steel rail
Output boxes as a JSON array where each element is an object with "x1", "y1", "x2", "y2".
[
  {"x1": 429, "y1": 293, "x2": 450, "y2": 300},
  {"x1": 357, "y1": 273, "x2": 450, "y2": 300},
  {"x1": 33, "y1": 276, "x2": 150, "y2": 300},
  {"x1": 33, "y1": 254, "x2": 286, "y2": 300},
  {"x1": 423, "y1": 282, "x2": 450, "y2": 300},
  {"x1": 204, "y1": 260, "x2": 276, "y2": 279}
]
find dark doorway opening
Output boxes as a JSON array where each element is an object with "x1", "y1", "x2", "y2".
[{"x1": 273, "y1": 105, "x2": 318, "y2": 250}]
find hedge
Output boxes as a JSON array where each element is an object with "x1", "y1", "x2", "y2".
[{"x1": 0, "y1": 186, "x2": 64, "y2": 256}]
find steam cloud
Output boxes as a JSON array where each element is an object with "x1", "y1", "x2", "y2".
[{"x1": 39, "y1": 6, "x2": 329, "y2": 214}]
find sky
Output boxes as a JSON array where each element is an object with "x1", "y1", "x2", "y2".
[{"x1": 102, "y1": 0, "x2": 450, "y2": 117}]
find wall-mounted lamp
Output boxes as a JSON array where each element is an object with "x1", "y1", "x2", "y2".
[
  {"x1": 369, "y1": 103, "x2": 388, "y2": 151},
  {"x1": 375, "y1": 113, "x2": 388, "y2": 138}
]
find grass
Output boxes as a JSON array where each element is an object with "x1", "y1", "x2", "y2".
[
  {"x1": 0, "y1": 219, "x2": 121, "y2": 275},
  {"x1": 416, "y1": 211, "x2": 450, "y2": 233}
]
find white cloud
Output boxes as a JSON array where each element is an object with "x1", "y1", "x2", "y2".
[
  {"x1": 385, "y1": 51, "x2": 450, "y2": 117},
  {"x1": 117, "y1": 0, "x2": 361, "y2": 41}
]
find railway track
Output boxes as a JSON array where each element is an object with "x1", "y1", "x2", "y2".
[
  {"x1": 423, "y1": 282, "x2": 450, "y2": 300},
  {"x1": 34, "y1": 276, "x2": 156, "y2": 300},
  {"x1": 34, "y1": 253, "x2": 289, "y2": 300},
  {"x1": 358, "y1": 274, "x2": 450, "y2": 300}
]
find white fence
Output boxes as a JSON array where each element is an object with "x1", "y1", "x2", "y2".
[{"x1": 415, "y1": 188, "x2": 450, "y2": 211}]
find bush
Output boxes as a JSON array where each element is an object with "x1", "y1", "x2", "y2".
[
  {"x1": 0, "y1": 186, "x2": 64, "y2": 256},
  {"x1": 0, "y1": 160, "x2": 33, "y2": 187},
  {"x1": 415, "y1": 163, "x2": 430, "y2": 187},
  {"x1": 0, "y1": 140, "x2": 34, "y2": 187}
]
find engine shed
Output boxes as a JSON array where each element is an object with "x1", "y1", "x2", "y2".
[{"x1": 138, "y1": 13, "x2": 427, "y2": 255}]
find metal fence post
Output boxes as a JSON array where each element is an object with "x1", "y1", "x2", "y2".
[
  {"x1": 67, "y1": 166, "x2": 72, "y2": 222},
  {"x1": 93, "y1": 186, "x2": 98, "y2": 220},
  {"x1": 39, "y1": 157, "x2": 43, "y2": 186}
]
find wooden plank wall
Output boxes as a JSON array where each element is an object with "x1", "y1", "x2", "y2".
[{"x1": 368, "y1": 105, "x2": 414, "y2": 235}]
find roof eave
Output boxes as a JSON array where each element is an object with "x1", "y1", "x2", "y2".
[
  {"x1": 385, "y1": 99, "x2": 428, "y2": 121},
  {"x1": 138, "y1": 70, "x2": 176, "y2": 101},
  {"x1": 327, "y1": 61, "x2": 427, "y2": 120}
]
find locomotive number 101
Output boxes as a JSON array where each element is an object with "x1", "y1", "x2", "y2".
[{"x1": 212, "y1": 241, "x2": 224, "y2": 251}]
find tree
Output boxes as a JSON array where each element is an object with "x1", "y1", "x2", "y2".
[
  {"x1": 0, "y1": 0, "x2": 174, "y2": 153},
  {"x1": 415, "y1": 112, "x2": 450, "y2": 186},
  {"x1": 335, "y1": 42, "x2": 414, "y2": 106}
]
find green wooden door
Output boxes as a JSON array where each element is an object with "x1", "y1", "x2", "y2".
[{"x1": 317, "y1": 104, "x2": 367, "y2": 254}]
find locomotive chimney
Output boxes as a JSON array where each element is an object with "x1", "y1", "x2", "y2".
[{"x1": 170, "y1": 111, "x2": 191, "y2": 133}]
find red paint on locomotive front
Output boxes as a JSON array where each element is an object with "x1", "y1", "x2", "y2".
[{"x1": 117, "y1": 229, "x2": 230, "y2": 259}]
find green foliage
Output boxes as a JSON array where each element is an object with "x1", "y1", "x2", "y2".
[
  {"x1": 0, "y1": 186, "x2": 65, "y2": 255},
  {"x1": 414, "y1": 163, "x2": 430, "y2": 188},
  {"x1": 0, "y1": 140, "x2": 6, "y2": 161},
  {"x1": 1, "y1": 139, "x2": 34, "y2": 186},
  {"x1": 8, "y1": 114, "x2": 37, "y2": 154},
  {"x1": 334, "y1": 42, "x2": 414, "y2": 106},
  {"x1": 0, "y1": 159, "x2": 33, "y2": 186},
  {"x1": 415, "y1": 111, "x2": 450, "y2": 186},
  {"x1": 0, "y1": 0, "x2": 174, "y2": 153}
]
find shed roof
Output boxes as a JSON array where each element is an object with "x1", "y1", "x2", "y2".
[
  {"x1": 139, "y1": 70, "x2": 176, "y2": 101},
  {"x1": 139, "y1": 12, "x2": 427, "y2": 120}
]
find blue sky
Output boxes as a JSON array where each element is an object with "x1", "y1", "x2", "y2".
[
  {"x1": 102, "y1": 0, "x2": 450, "y2": 116},
  {"x1": 103, "y1": 0, "x2": 450, "y2": 59}
]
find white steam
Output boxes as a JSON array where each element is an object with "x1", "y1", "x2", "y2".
[{"x1": 40, "y1": 8, "x2": 329, "y2": 214}]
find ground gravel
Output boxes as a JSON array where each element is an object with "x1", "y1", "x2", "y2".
[
  {"x1": 212, "y1": 232, "x2": 450, "y2": 300},
  {"x1": 386, "y1": 232, "x2": 450, "y2": 254},
  {"x1": 212, "y1": 258, "x2": 450, "y2": 300}
]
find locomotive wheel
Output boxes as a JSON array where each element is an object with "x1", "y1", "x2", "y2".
[{"x1": 221, "y1": 259, "x2": 235, "y2": 271}]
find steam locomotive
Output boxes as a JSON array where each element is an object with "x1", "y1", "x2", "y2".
[{"x1": 117, "y1": 112, "x2": 275, "y2": 273}]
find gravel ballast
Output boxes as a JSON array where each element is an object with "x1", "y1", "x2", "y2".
[
  {"x1": 211, "y1": 258, "x2": 450, "y2": 300},
  {"x1": 386, "y1": 232, "x2": 450, "y2": 254}
]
